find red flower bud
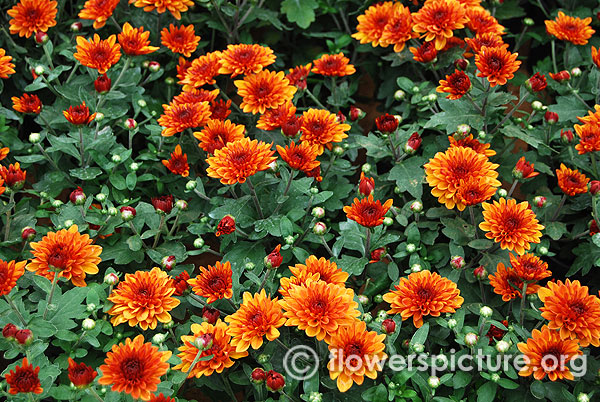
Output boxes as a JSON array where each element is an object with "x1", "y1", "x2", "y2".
[
  {"x1": 549, "y1": 70, "x2": 570, "y2": 82},
  {"x1": 35, "y1": 31, "x2": 49, "y2": 44},
  {"x1": 473, "y1": 266, "x2": 487, "y2": 280},
  {"x1": 68, "y1": 358, "x2": 97, "y2": 388},
  {"x1": 172, "y1": 271, "x2": 190, "y2": 296},
  {"x1": 125, "y1": 118, "x2": 137, "y2": 130},
  {"x1": 349, "y1": 105, "x2": 364, "y2": 121},
  {"x1": 94, "y1": 74, "x2": 111, "y2": 94},
  {"x1": 381, "y1": 318, "x2": 396, "y2": 334},
  {"x1": 151, "y1": 195, "x2": 174, "y2": 214},
  {"x1": 15, "y1": 329, "x2": 33, "y2": 345},
  {"x1": 404, "y1": 132, "x2": 422, "y2": 154},
  {"x1": 266, "y1": 370, "x2": 285, "y2": 392},
  {"x1": 195, "y1": 333, "x2": 214, "y2": 350},
  {"x1": 544, "y1": 111, "x2": 558, "y2": 124},
  {"x1": 590, "y1": 219, "x2": 599, "y2": 236},
  {"x1": 375, "y1": 114, "x2": 399, "y2": 133},
  {"x1": 264, "y1": 244, "x2": 282, "y2": 269},
  {"x1": 251, "y1": 368, "x2": 266, "y2": 384},
  {"x1": 21, "y1": 227, "x2": 36, "y2": 241},
  {"x1": 2, "y1": 323, "x2": 18, "y2": 339},
  {"x1": 120, "y1": 206, "x2": 136, "y2": 221},
  {"x1": 526, "y1": 73, "x2": 547, "y2": 92},
  {"x1": 561, "y1": 129, "x2": 574, "y2": 143},
  {"x1": 161, "y1": 255, "x2": 176, "y2": 271},
  {"x1": 202, "y1": 307, "x2": 220, "y2": 324},
  {"x1": 306, "y1": 165, "x2": 323, "y2": 182},
  {"x1": 216, "y1": 215, "x2": 236, "y2": 236},
  {"x1": 454, "y1": 58, "x2": 469, "y2": 70},
  {"x1": 281, "y1": 115, "x2": 302, "y2": 137},
  {"x1": 359, "y1": 172, "x2": 375, "y2": 197},
  {"x1": 513, "y1": 157, "x2": 538, "y2": 180},
  {"x1": 336, "y1": 111, "x2": 346, "y2": 123},
  {"x1": 369, "y1": 247, "x2": 387, "y2": 263},
  {"x1": 70, "y1": 22, "x2": 82, "y2": 32},
  {"x1": 590, "y1": 181, "x2": 600, "y2": 196},
  {"x1": 533, "y1": 196, "x2": 547, "y2": 208},
  {"x1": 70, "y1": 187, "x2": 86, "y2": 205},
  {"x1": 148, "y1": 61, "x2": 160, "y2": 72}
]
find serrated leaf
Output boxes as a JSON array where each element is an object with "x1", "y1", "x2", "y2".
[
  {"x1": 280, "y1": 0, "x2": 318, "y2": 28},
  {"x1": 388, "y1": 157, "x2": 425, "y2": 199},
  {"x1": 69, "y1": 167, "x2": 102, "y2": 181}
]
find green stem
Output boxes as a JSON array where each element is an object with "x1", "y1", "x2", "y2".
[
  {"x1": 4, "y1": 295, "x2": 27, "y2": 327},
  {"x1": 167, "y1": 214, "x2": 180, "y2": 237},
  {"x1": 43, "y1": 43, "x2": 55, "y2": 71},
  {"x1": 507, "y1": 180, "x2": 518, "y2": 198},
  {"x1": 175, "y1": 347, "x2": 203, "y2": 395},
  {"x1": 65, "y1": 63, "x2": 78, "y2": 84},
  {"x1": 87, "y1": 387, "x2": 105, "y2": 402},
  {"x1": 246, "y1": 178, "x2": 264, "y2": 219},
  {"x1": 551, "y1": 40, "x2": 558, "y2": 72},
  {"x1": 98, "y1": 57, "x2": 131, "y2": 110},
  {"x1": 4, "y1": 192, "x2": 14, "y2": 241},
  {"x1": 222, "y1": 375, "x2": 238, "y2": 402},
  {"x1": 78, "y1": 127, "x2": 85, "y2": 167},
  {"x1": 43, "y1": 272, "x2": 60, "y2": 320},
  {"x1": 40, "y1": 75, "x2": 61, "y2": 97},
  {"x1": 152, "y1": 215, "x2": 166, "y2": 248},
  {"x1": 490, "y1": 94, "x2": 529, "y2": 136},
  {"x1": 39, "y1": 113, "x2": 57, "y2": 136},
  {"x1": 469, "y1": 206, "x2": 479, "y2": 239},
  {"x1": 364, "y1": 227, "x2": 371, "y2": 258},
  {"x1": 321, "y1": 236, "x2": 334, "y2": 257},
  {"x1": 519, "y1": 282, "x2": 528, "y2": 326},
  {"x1": 272, "y1": 170, "x2": 296, "y2": 216},
  {"x1": 258, "y1": 269, "x2": 271, "y2": 292},
  {"x1": 304, "y1": 88, "x2": 327, "y2": 109},
  {"x1": 551, "y1": 194, "x2": 567, "y2": 221}
]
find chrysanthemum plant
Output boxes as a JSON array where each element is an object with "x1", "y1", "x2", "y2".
[{"x1": 1, "y1": 0, "x2": 600, "y2": 401}]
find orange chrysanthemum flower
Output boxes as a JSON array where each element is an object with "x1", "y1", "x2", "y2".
[
  {"x1": 381, "y1": 3, "x2": 417, "y2": 53},
  {"x1": 577, "y1": 104, "x2": 600, "y2": 126},
  {"x1": 173, "y1": 321, "x2": 248, "y2": 377},
  {"x1": 63, "y1": 102, "x2": 97, "y2": 125},
  {"x1": 74, "y1": 34, "x2": 122, "y2": 75},
  {"x1": 99, "y1": 335, "x2": 171, "y2": 401},
  {"x1": 118, "y1": 23, "x2": 159, "y2": 56},
  {"x1": 225, "y1": 289, "x2": 286, "y2": 352},
  {"x1": 276, "y1": 141, "x2": 321, "y2": 177},
  {"x1": 161, "y1": 24, "x2": 200, "y2": 58},
  {"x1": 0, "y1": 147, "x2": 8, "y2": 162},
  {"x1": 510, "y1": 253, "x2": 551, "y2": 283},
  {"x1": 290, "y1": 255, "x2": 349, "y2": 287},
  {"x1": 383, "y1": 270, "x2": 464, "y2": 328},
  {"x1": 162, "y1": 144, "x2": 190, "y2": 177},
  {"x1": 173, "y1": 88, "x2": 220, "y2": 106},
  {"x1": 7, "y1": 0, "x2": 57, "y2": 38},
  {"x1": 517, "y1": 326, "x2": 582, "y2": 381},
  {"x1": 475, "y1": 46, "x2": 521, "y2": 87},
  {"x1": 448, "y1": 134, "x2": 496, "y2": 156},
  {"x1": 256, "y1": 101, "x2": 297, "y2": 131},
  {"x1": 107, "y1": 267, "x2": 180, "y2": 330},
  {"x1": 27, "y1": 225, "x2": 101, "y2": 287},
  {"x1": 279, "y1": 270, "x2": 321, "y2": 298},
  {"x1": 437, "y1": 69, "x2": 471, "y2": 99},
  {"x1": 425, "y1": 146, "x2": 500, "y2": 211},
  {"x1": 234, "y1": 70, "x2": 297, "y2": 114},
  {"x1": 545, "y1": 11, "x2": 594, "y2": 45},
  {"x1": 279, "y1": 279, "x2": 360, "y2": 341},
  {"x1": 188, "y1": 261, "x2": 233, "y2": 303},
  {"x1": 409, "y1": 41, "x2": 438, "y2": 63},
  {"x1": 180, "y1": 51, "x2": 222, "y2": 90},
  {"x1": 311, "y1": 53, "x2": 356, "y2": 77},
  {"x1": 574, "y1": 123, "x2": 600, "y2": 154},
  {"x1": 327, "y1": 321, "x2": 387, "y2": 392},
  {"x1": 343, "y1": 194, "x2": 393, "y2": 228},
  {"x1": 5, "y1": 358, "x2": 43, "y2": 395},
  {"x1": 210, "y1": 99, "x2": 231, "y2": 120},
  {"x1": 0, "y1": 163, "x2": 26, "y2": 189},
  {"x1": 176, "y1": 56, "x2": 192, "y2": 81},
  {"x1": 131, "y1": 0, "x2": 194, "y2": 20},
  {"x1": 465, "y1": 6, "x2": 505, "y2": 36},
  {"x1": 300, "y1": 108, "x2": 350, "y2": 153},
  {"x1": 592, "y1": 46, "x2": 600, "y2": 69},
  {"x1": 0, "y1": 48, "x2": 16, "y2": 79},
  {"x1": 412, "y1": 0, "x2": 468, "y2": 51},
  {"x1": 158, "y1": 101, "x2": 211, "y2": 137},
  {"x1": 219, "y1": 44, "x2": 276, "y2": 77},
  {"x1": 149, "y1": 394, "x2": 175, "y2": 402},
  {"x1": 464, "y1": 32, "x2": 506, "y2": 56},
  {"x1": 479, "y1": 198, "x2": 544, "y2": 255},
  {"x1": 352, "y1": 1, "x2": 396, "y2": 47},
  {"x1": 79, "y1": 0, "x2": 120, "y2": 29},
  {"x1": 194, "y1": 119, "x2": 245, "y2": 154},
  {"x1": 539, "y1": 279, "x2": 600, "y2": 347},
  {"x1": 556, "y1": 163, "x2": 589, "y2": 196},
  {"x1": 489, "y1": 261, "x2": 539, "y2": 302},
  {"x1": 456, "y1": 176, "x2": 497, "y2": 206},
  {"x1": 0, "y1": 259, "x2": 26, "y2": 296},
  {"x1": 206, "y1": 138, "x2": 276, "y2": 185},
  {"x1": 12, "y1": 93, "x2": 42, "y2": 114},
  {"x1": 286, "y1": 64, "x2": 311, "y2": 89}
]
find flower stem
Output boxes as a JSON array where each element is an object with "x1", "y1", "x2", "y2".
[
  {"x1": 490, "y1": 94, "x2": 529, "y2": 136},
  {"x1": 551, "y1": 194, "x2": 567, "y2": 221},
  {"x1": 4, "y1": 295, "x2": 27, "y2": 327},
  {"x1": 272, "y1": 170, "x2": 296, "y2": 216},
  {"x1": 246, "y1": 178, "x2": 264, "y2": 219},
  {"x1": 258, "y1": 269, "x2": 271, "y2": 292},
  {"x1": 304, "y1": 88, "x2": 327, "y2": 109},
  {"x1": 551, "y1": 40, "x2": 558, "y2": 72},
  {"x1": 321, "y1": 236, "x2": 334, "y2": 257},
  {"x1": 507, "y1": 180, "x2": 518, "y2": 198},
  {"x1": 4, "y1": 191, "x2": 14, "y2": 241},
  {"x1": 87, "y1": 387, "x2": 105, "y2": 402},
  {"x1": 174, "y1": 346, "x2": 203, "y2": 395},
  {"x1": 98, "y1": 57, "x2": 131, "y2": 110},
  {"x1": 519, "y1": 282, "x2": 528, "y2": 326},
  {"x1": 221, "y1": 375, "x2": 238, "y2": 402},
  {"x1": 364, "y1": 227, "x2": 371, "y2": 258},
  {"x1": 43, "y1": 273, "x2": 60, "y2": 320},
  {"x1": 152, "y1": 215, "x2": 166, "y2": 248},
  {"x1": 168, "y1": 214, "x2": 181, "y2": 237},
  {"x1": 469, "y1": 206, "x2": 479, "y2": 239},
  {"x1": 78, "y1": 127, "x2": 85, "y2": 167}
]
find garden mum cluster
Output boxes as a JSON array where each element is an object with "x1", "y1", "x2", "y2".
[{"x1": 1, "y1": 0, "x2": 600, "y2": 401}]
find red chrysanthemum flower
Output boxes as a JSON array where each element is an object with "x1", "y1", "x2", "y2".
[
  {"x1": 380, "y1": 3, "x2": 417, "y2": 52},
  {"x1": 234, "y1": 70, "x2": 297, "y2": 114},
  {"x1": 510, "y1": 252, "x2": 551, "y2": 282},
  {"x1": 206, "y1": 138, "x2": 276, "y2": 185},
  {"x1": 118, "y1": 23, "x2": 159, "y2": 56},
  {"x1": 276, "y1": 141, "x2": 321, "y2": 178},
  {"x1": 352, "y1": 1, "x2": 396, "y2": 47},
  {"x1": 176, "y1": 56, "x2": 193, "y2": 81},
  {"x1": 188, "y1": 261, "x2": 234, "y2": 304},
  {"x1": 556, "y1": 163, "x2": 589, "y2": 196},
  {"x1": 549, "y1": 70, "x2": 571, "y2": 82},
  {"x1": 219, "y1": 43, "x2": 276, "y2": 77},
  {"x1": 286, "y1": 63, "x2": 312, "y2": 90},
  {"x1": 256, "y1": 101, "x2": 297, "y2": 131},
  {"x1": 527, "y1": 72, "x2": 547, "y2": 92},
  {"x1": 455, "y1": 176, "x2": 497, "y2": 206},
  {"x1": 68, "y1": 358, "x2": 97, "y2": 388},
  {"x1": 216, "y1": 215, "x2": 236, "y2": 237},
  {"x1": 464, "y1": 32, "x2": 506, "y2": 56},
  {"x1": 131, "y1": 0, "x2": 194, "y2": 20},
  {"x1": 12, "y1": 94, "x2": 42, "y2": 114},
  {"x1": 0, "y1": 48, "x2": 16, "y2": 79},
  {"x1": 172, "y1": 270, "x2": 190, "y2": 296},
  {"x1": 149, "y1": 394, "x2": 176, "y2": 402},
  {"x1": 172, "y1": 88, "x2": 220, "y2": 106},
  {"x1": 375, "y1": 114, "x2": 399, "y2": 133},
  {"x1": 162, "y1": 144, "x2": 190, "y2": 177},
  {"x1": 513, "y1": 156, "x2": 539, "y2": 179},
  {"x1": 158, "y1": 100, "x2": 211, "y2": 137},
  {"x1": 409, "y1": 41, "x2": 438, "y2": 63},
  {"x1": 64, "y1": 102, "x2": 97, "y2": 126},
  {"x1": 8, "y1": 0, "x2": 57, "y2": 38},
  {"x1": 343, "y1": 194, "x2": 393, "y2": 227},
  {"x1": 79, "y1": 0, "x2": 120, "y2": 30},
  {"x1": 412, "y1": 0, "x2": 468, "y2": 50},
  {"x1": 210, "y1": 99, "x2": 231, "y2": 120},
  {"x1": 574, "y1": 123, "x2": 600, "y2": 154},
  {"x1": 99, "y1": 335, "x2": 171, "y2": 401},
  {"x1": 448, "y1": 134, "x2": 496, "y2": 156},
  {"x1": 475, "y1": 46, "x2": 521, "y2": 87},
  {"x1": 311, "y1": 53, "x2": 356, "y2": 77},
  {"x1": 437, "y1": 69, "x2": 472, "y2": 99},
  {"x1": 0, "y1": 259, "x2": 26, "y2": 296},
  {"x1": 180, "y1": 51, "x2": 222, "y2": 90},
  {"x1": 479, "y1": 198, "x2": 544, "y2": 255},
  {"x1": 489, "y1": 261, "x2": 540, "y2": 302},
  {"x1": 161, "y1": 24, "x2": 200, "y2": 58},
  {"x1": 592, "y1": 46, "x2": 600, "y2": 69},
  {"x1": 74, "y1": 34, "x2": 122, "y2": 74},
  {"x1": 300, "y1": 108, "x2": 351, "y2": 154},
  {"x1": 545, "y1": 11, "x2": 595, "y2": 45},
  {"x1": 151, "y1": 195, "x2": 174, "y2": 214},
  {"x1": 465, "y1": 6, "x2": 505, "y2": 36},
  {"x1": 5, "y1": 358, "x2": 43, "y2": 395},
  {"x1": 359, "y1": 172, "x2": 375, "y2": 196},
  {"x1": 194, "y1": 119, "x2": 245, "y2": 154}
]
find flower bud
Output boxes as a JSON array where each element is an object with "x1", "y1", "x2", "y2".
[
  {"x1": 137, "y1": 99, "x2": 147, "y2": 108},
  {"x1": 64, "y1": 219, "x2": 74, "y2": 228},
  {"x1": 377, "y1": 310, "x2": 388, "y2": 320},
  {"x1": 308, "y1": 392, "x2": 323, "y2": 402},
  {"x1": 164, "y1": 77, "x2": 175, "y2": 85},
  {"x1": 480, "y1": 306, "x2": 493, "y2": 318},
  {"x1": 454, "y1": 58, "x2": 469, "y2": 70},
  {"x1": 382, "y1": 217, "x2": 393, "y2": 226},
  {"x1": 251, "y1": 368, "x2": 266, "y2": 384},
  {"x1": 394, "y1": 90, "x2": 406, "y2": 101},
  {"x1": 406, "y1": 243, "x2": 417, "y2": 253},
  {"x1": 357, "y1": 295, "x2": 369, "y2": 306},
  {"x1": 497, "y1": 188, "x2": 508, "y2": 198},
  {"x1": 124, "y1": 118, "x2": 137, "y2": 130},
  {"x1": 428, "y1": 376, "x2": 440, "y2": 389},
  {"x1": 411, "y1": 343, "x2": 425, "y2": 353},
  {"x1": 311, "y1": 206, "x2": 325, "y2": 218},
  {"x1": 120, "y1": 206, "x2": 136, "y2": 221},
  {"x1": 523, "y1": 17, "x2": 534, "y2": 26},
  {"x1": 164, "y1": 320, "x2": 174, "y2": 329},
  {"x1": 538, "y1": 246, "x2": 549, "y2": 255},
  {"x1": 560, "y1": 129, "x2": 574, "y2": 144},
  {"x1": 148, "y1": 61, "x2": 160, "y2": 72},
  {"x1": 450, "y1": 255, "x2": 465, "y2": 269},
  {"x1": 464, "y1": 332, "x2": 478, "y2": 346},
  {"x1": 496, "y1": 340, "x2": 510, "y2": 353},
  {"x1": 111, "y1": 154, "x2": 122, "y2": 163},
  {"x1": 473, "y1": 266, "x2": 487, "y2": 280},
  {"x1": 550, "y1": 70, "x2": 570, "y2": 82},
  {"x1": 373, "y1": 294, "x2": 383, "y2": 304},
  {"x1": 490, "y1": 373, "x2": 500, "y2": 383},
  {"x1": 104, "y1": 207, "x2": 116, "y2": 217},
  {"x1": 411, "y1": 263, "x2": 422, "y2": 273},
  {"x1": 70, "y1": 187, "x2": 86, "y2": 205},
  {"x1": 361, "y1": 163, "x2": 372, "y2": 174},
  {"x1": 266, "y1": 370, "x2": 285, "y2": 392},
  {"x1": 15, "y1": 329, "x2": 33, "y2": 345},
  {"x1": 310, "y1": 186, "x2": 319, "y2": 194},
  {"x1": 244, "y1": 262, "x2": 255, "y2": 271},
  {"x1": 34, "y1": 65, "x2": 45, "y2": 76},
  {"x1": 129, "y1": 162, "x2": 139, "y2": 171},
  {"x1": 161, "y1": 255, "x2": 176, "y2": 271},
  {"x1": 571, "y1": 67, "x2": 582, "y2": 77},
  {"x1": 544, "y1": 111, "x2": 558, "y2": 124},
  {"x1": 104, "y1": 273, "x2": 119, "y2": 285},
  {"x1": 313, "y1": 222, "x2": 327, "y2": 235},
  {"x1": 51, "y1": 200, "x2": 63, "y2": 208},
  {"x1": 358, "y1": 172, "x2": 375, "y2": 196},
  {"x1": 526, "y1": 73, "x2": 547, "y2": 93},
  {"x1": 411, "y1": 86, "x2": 420, "y2": 93},
  {"x1": 195, "y1": 333, "x2": 213, "y2": 350},
  {"x1": 70, "y1": 22, "x2": 82, "y2": 32},
  {"x1": 410, "y1": 200, "x2": 423, "y2": 213},
  {"x1": 29, "y1": 132, "x2": 41, "y2": 144},
  {"x1": 86, "y1": 303, "x2": 97, "y2": 312},
  {"x1": 2, "y1": 323, "x2": 18, "y2": 339},
  {"x1": 152, "y1": 333, "x2": 167, "y2": 345},
  {"x1": 447, "y1": 318, "x2": 457, "y2": 329},
  {"x1": 21, "y1": 227, "x2": 36, "y2": 241},
  {"x1": 264, "y1": 245, "x2": 283, "y2": 269},
  {"x1": 381, "y1": 318, "x2": 396, "y2": 334},
  {"x1": 362, "y1": 312, "x2": 373, "y2": 323},
  {"x1": 193, "y1": 237, "x2": 205, "y2": 248},
  {"x1": 375, "y1": 114, "x2": 399, "y2": 133},
  {"x1": 94, "y1": 112, "x2": 104, "y2": 122},
  {"x1": 577, "y1": 393, "x2": 590, "y2": 402},
  {"x1": 349, "y1": 105, "x2": 365, "y2": 121},
  {"x1": 94, "y1": 74, "x2": 111, "y2": 94},
  {"x1": 590, "y1": 180, "x2": 600, "y2": 196},
  {"x1": 175, "y1": 200, "x2": 188, "y2": 211},
  {"x1": 82, "y1": 318, "x2": 95, "y2": 331},
  {"x1": 185, "y1": 180, "x2": 197, "y2": 191},
  {"x1": 531, "y1": 100, "x2": 544, "y2": 111},
  {"x1": 404, "y1": 132, "x2": 422, "y2": 154},
  {"x1": 533, "y1": 195, "x2": 547, "y2": 208}
]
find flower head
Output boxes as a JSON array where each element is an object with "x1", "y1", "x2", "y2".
[
  {"x1": 173, "y1": 321, "x2": 247, "y2": 377},
  {"x1": 194, "y1": 119, "x2": 245, "y2": 154},
  {"x1": 300, "y1": 109, "x2": 350, "y2": 153},
  {"x1": 479, "y1": 198, "x2": 544, "y2": 255},
  {"x1": 383, "y1": 270, "x2": 464, "y2": 328},
  {"x1": 375, "y1": 114, "x2": 399, "y2": 133},
  {"x1": 279, "y1": 279, "x2": 360, "y2": 341},
  {"x1": 455, "y1": 176, "x2": 497, "y2": 206},
  {"x1": 352, "y1": 1, "x2": 396, "y2": 47},
  {"x1": 162, "y1": 144, "x2": 190, "y2": 177},
  {"x1": 12, "y1": 94, "x2": 42, "y2": 114},
  {"x1": 257, "y1": 101, "x2": 297, "y2": 131},
  {"x1": 63, "y1": 102, "x2": 96, "y2": 125},
  {"x1": 219, "y1": 44, "x2": 276, "y2": 77},
  {"x1": 0, "y1": 48, "x2": 16, "y2": 79},
  {"x1": 118, "y1": 23, "x2": 159, "y2": 56},
  {"x1": 489, "y1": 261, "x2": 536, "y2": 302},
  {"x1": 513, "y1": 157, "x2": 539, "y2": 180},
  {"x1": 188, "y1": 261, "x2": 233, "y2": 304},
  {"x1": 545, "y1": 11, "x2": 594, "y2": 45},
  {"x1": 286, "y1": 64, "x2": 311, "y2": 90},
  {"x1": 539, "y1": 280, "x2": 600, "y2": 347},
  {"x1": 79, "y1": 0, "x2": 120, "y2": 29},
  {"x1": 510, "y1": 253, "x2": 551, "y2": 283},
  {"x1": 527, "y1": 72, "x2": 547, "y2": 92},
  {"x1": 149, "y1": 394, "x2": 176, "y2": 402},
  {"x1": 592, "y1": 46, "x2": 600, "y2": 69},
  {"x1": 107, "y1": 267, "x2": 180, "y2": 330},
  {"x1": 216, "y1": 215, "x2": 235, "y2": 236},
  {"x1": 575, "y1": 123, "x2": 600, "y2": 154},
  {"x1": 234, "y1": 70, "x2": 297, "y2": 114},
  {"x1": 8, "y1": 0, "x2": 57, "y2": 38},
  {"x1": 380, "y1": 3, "x2": 416, "y2": 52},
  {"x1": 5, "y1": 358, "x2": 42, "y2": 395},
  {"x1": 327, "y1": 320, "x2": 387, "y2": 392},
  {"x1": 151, "y1": 195, "x2": 174, "y2": 214},
  {"x1": 225, "y1": 289, "x2": 286, "y2": 352},
  {"x1": 281, "y1": 256, "x2": 349, "y2": 297},
  {"x1": 68, "y1": 358, "x2": 97, "y2": 388},
  {"x1": 99, "y1": 335, "x2": 171, "y2": 401},
  {"x1": 180, "y1": 51, "x2": 222, "y2": 89},
  {"x1": 131, "y1": 0, "x2": 194, "y2": 20},
  {"x1": 210, "y1": 99, "x2": 231, "y2": 120},
  {"x1": 465, "y1": 32, "x2": 506, "y2": 56},
  {"x1": 549, "y1": 70, "x2": 571, "y2": 82},
  {"x1": 276, "y1": 141, "x2": 321, "y2": 178},
  {"x1": 437, "y1": 69, "x2": 471, "y2": 99},
  {"x1": 311, "y1": 53, "x2": 356, "y2": 77},
  {"x1": 343, "y1": 194, "x2": 393, "y2": 227},
  {"x1": 465, "y1": 6, "x2": 505, "y2": 36},
  {"x1": 27, "y1": 225, "x2": 101, "y2": 287},
  {"x1": 173, "y1": 88, "x2": 220, "y2": 106},
  {"x1": 359, "y1": 172, "x2": 375, "y2": 196},
  {"x1": 409, "y1": 41, "x2": 438, "y2": 63},
  {"x1": 475, "y1": 46, "x2": 521, "y2": 87},
  {"x1": 161, "y1": 24, "x2": 200, "y2": 57},
  {"x1": 0, "y1": 259, "x2": 26, "y2": 296},
  {"x1": 206, "y1": 138, "x2": 276, "y2": 185},
  {"x1": 74, "y1": 34, "x2": 121, "y2": 74},
  {"x1": 517, "y1": 326, "x2": 582, "y2": 381},
  {"x1": 94, "y1": 74, "x2": 111, "y2": 93},
  {"x1": 158, "y1": 101, "x2": 211, "y2": 137},
  {"x1": 412, "y1": 0, "x2": 468, "y2": 50},
  {"x1": 556, "y1": 163, "x2": 589, "y2": 196}
]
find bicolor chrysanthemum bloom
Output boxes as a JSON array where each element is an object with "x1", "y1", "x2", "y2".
[
  {"x1": 194, "y1": 119, "x2": 245, "y2": 154},
  {"x1": 7, "y1": 0, "x2": 57, "y2": 38},
  {"x1": 161, "y1": 24, "x2": 200, "y2": 57},
  {"x1": 118, "y1": 23, "x2": 159, "y2": 56},
  {"x1": 162, "y1": 144, "x2": 190, "y2": 177},
  {"x1": 545, "y1": 11, "x2": 594, "y2": 45},
  {"x1": 219, "y1": 43, "x2": 276, "y2": 77},
  {"x1": 234, "y1": 70, "x2": 297, "y2": 115},
  {"x1": 343, "y1": 195, "x2": 393, "y2": 227},
  {"x1": 79, "y1": 0, "x2": 120, "y2": 29},
  {"x1": 188, "y1": 261, "x2": 234, "y2": 304}
]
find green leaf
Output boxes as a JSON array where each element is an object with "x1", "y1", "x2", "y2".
[
  {"x1": 126, "y1": 172, "x2": 137, "y2": 190},
  {"x1": 127, "y1": 235, "x2": 143, "y2": 251},
  {"x1": 280, "y1": 0, "x2": 318, "y2": 28},
  {"x1": 468, "y1": 239, "x2": 493, "y2": 250},
  {"x1": 425, "y1": 98, "x2": 484, "y2": 132},
  {"x1": 544, "y1": 221, "x2": 567, "y2": 241},
  {"x1": 335, "y1": 255, "x2": 368, "y2": 276},
  {"x1": 530, "y1": 381, "x2": 545, "y2": 399},
  {"x1": 548, "y1": 95, "x2": 589, "y2": 123},
  {"x1": 388, "y1": 157, "x2": 425, "y2": 199},
  {"x1": 502, "y1": 125, "x2": 543, "y2": 149},
  {"x1": 410, "y1": 322, "x2": 429, "y2": 345},
  {"x1": 362, "y1": 384, "x2": 388, "y2": 402},
  {"x1": 477, "y1": 382, "x2": 497, "y2": 402},
  {"x1": 69, "y1": 167, "x2": 102, "y2": 181},
  {"x1": 110, "y1": 174, "x2": 127, "y2": 190}
]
